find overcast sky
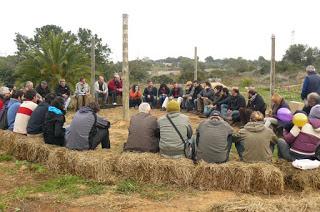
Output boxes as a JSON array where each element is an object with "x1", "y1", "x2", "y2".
[{"x1": 1, "y1": 0, "x2": 319, "y2": 61}]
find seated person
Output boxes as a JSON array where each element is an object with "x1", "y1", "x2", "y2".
[
  {"x1": 94, "y1": 76, "x2": 108, "y2": 106},
  {"x1": 303, "y1": 92, "x2": 320, "y2": 115},
  {"x1": 129, "y1": 85, "x2": 142, "y2": 108},
  {"x1": 196, "y1": 111, "x2": 236, "y2": 163},
  {"x1": 55, "y1": 79, "x2": 71, "y2": 110},
  {"x1": 161, "y1": 82, "x2": 183, "y2": 110},
  {"x1": 0, "y1": 87, "x2": 12, "y2": 129},
  {"x1": 158, "y1": 83, "x2": 170, "y2": 106},
  {"x1": 221, "y1": 87, "x2": 246, "y2": 122},
  {"x1": 7, "y1": 90, "x2": 24, "y2": 131},
  {"x1": 143, "y1": 80, "x2": 157, "y2": 108},
  {"x1": 43, "y1": 97, "x2": 66, "y2": 146},
  {"x1": 36, "y1": 81, "x2": 50, "y2": 99},
  {"x1": 181, "y1": 81, "x2": 193, "y2": 111},
  {"x1": 239, "y1": 87, "x2": 266, "y2": 125},
  {"x1": 196, "y1": 82, "x2": 214, "y2": 114},
  {"x1": 13, "y1": 89, "x2": 38, "y2": 135},
  {"x1": 75, "y1": 78, "x2": 90, "y2": 110},
  {"x1": 158, "y1": 100, "x2": 192, "y2": 158},
  {"x1": 108, "y1": 73, "x2": 122, "y2": 105},
  {"x1": 65, "y1": 102, "x2": 111, "y2": 150},
  {"x1": 236, "y1": 111, "x2": 278, "y2": 162},
  {"x1": 278, "y1": 107, "x2": 320, "y2": 161},
  {"x1": 124, "y1": 103, "x2": 160, "y2": 152},
  {"x1": 190, "y1": 80, "x2": 203, "y2": 112},
  {"x1": 205, "y1": 87, "x2": 230, "y2": 117},
  {"x1": 264, "y1": 93, "x2": 290, "y2": 128},
  {"x1": 27, "y1": 93, "x2": 56, "y2": 135}
]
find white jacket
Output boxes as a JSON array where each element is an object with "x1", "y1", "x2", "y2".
[{"x1": 94, "y1": 81, "x2": 108, "y2": 94}]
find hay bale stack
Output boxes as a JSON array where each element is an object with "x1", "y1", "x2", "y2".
[
  {"x1": 0, "y1": 130, "x2": 17, "y2": 153},
  {"x1": 193, "y1": 162, "x2": 284, "y2": 194},
  {"x1": 115, "y1": 152, "x2": 195, "y2": 186}
]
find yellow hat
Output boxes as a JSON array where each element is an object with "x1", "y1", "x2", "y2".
[{"x1": 167, "y1": 100, "x2": 180, "y2": 113}]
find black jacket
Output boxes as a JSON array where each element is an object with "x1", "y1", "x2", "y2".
[
  {"x1": 143, "y1": 87, "x2": 158, "y2": 100},
  {"x1": 43, "y1": 107, "x2": 66, "y2": 146},
  {"x1": 27, "y1": 102, "x2": 49, "y2": 134},
  {"x1": 36, "y1": 85, "x2": 50, "y2": 98},
  {"x1": 247, "y1": 94, "x2": 266, "y2": 114},
  {"x1": 192, "y1": 85, "x2": 203, "y2": 100},
  {"x1": 55, "y1": 85, "x2": 71, "y2": 97},
  {"x1": 158, "y1": 86, "x2": 170, "y2": 96},
  {"x1": 229, "y1": 94, "x2": 246, "y2": 111}
]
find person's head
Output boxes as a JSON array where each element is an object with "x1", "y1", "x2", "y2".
[
  {"x1": 247, "y1": 87, "x2": 256, "y2": 98},
  {"x1": 139, "y1": 102, "x2": 151, "y2": 114},
  {"x1": 24, "y1": 89, "x2": 37, "y2": 103},
  {"x1": 172, "y1": 82, "x2": 178, "y2": 88},
  {"x1": 193, "y1": 80, "x2": 199, "y2": 87},
  {"x1": 98, "y1": 76, "x2": 104, "y2": 83},
  {"x1": 222, "y1": 87, "x2": 229, "y2": 95},
  {"x1": 231, "y1": 87, "x2": 240, "y2": 97},
  {"x1": 114, "y1": 73, "x2": 120, "y2": 81},
  {"x1": 166, "y1": 100, "x2": 180, "y2": 113},
  {"x1": 250, "y1": 111, "x2": 264, "y2": 122},
  {"x1": 12, "y1": 90, "x2": 24, "y2": 102},
  {"x1": 271, "y1": 93, "x2": 283, "y2": 105},
  {"x1": 307, "y1": 92, "x2": 320, "y2": 107},
  {"x1": 40, "y1": 81, "x2": 48, "y2": 89},
  {"x1": 44, "y1": 93, "x2": 56, "y2": 105},
  {"x1": 204, "y1": 81, "x2": 212, "y2": 89},
  {"x1": 25, "y1": 81, "x2": 33, "y2": 91},
  {"x1": 185, "y1": 81, "x2": 192, "y2": 88},
  {"x1": 160, "y1": 83, "x2": 168, "y2": 89},
  {"x1": 147, "y1": 80, "x2": 153, "y2": 87},
  {"x1": 209, "y1": 110, "x2": 222, "y2": 120},
  {"x1": 309, "y1": 105, "x2": 320, "y2": 119},
  {"x1": 131, "y1": 84, "x2": 139, "y2": 92},
  {"x1": 79, "y1": 77, "x2": 85, "y2": 84},
  {"x1": 306, "y1": 65, "x2": 316, "y2": 74},
  {"x1": 214, "y1": 85, "x2": 223, "y2": 93},
  {"x1": 88, "y1": 102, "x2": 100, "y2": 113},
  {"x1": 59, "y1": 79, "x2": 66, "y2": 87},
  {"x1": 0, "y1": 86, "x2": 11, "y2": 100},
  {"x1": 51, "y1": 96, "x2": 65, "y2": 111}
]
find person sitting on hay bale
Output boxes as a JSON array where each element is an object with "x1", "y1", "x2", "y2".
[
  {"x1": 143, "y1": 80, "x2": 158, "y2": 108},
  {"x1": 27, "y1": 93, "x2": 56, "y2": 136},
  {"x1": 220, "y1": 87, "x2": 246, "y2": 123},
  {"x1": 35, "y1": 81, "x2": 50, "y2": 99},
  {"x1": 158, "y1": 83, "x2": 170, "y2": 107},
  {"x1": 129, "y1": 84, "x2": 142, "y2": 108},
  {"x1": 7, "y1": 90, "x2": 24, "y2": 131},
  {"x1": 302, "y1": 92, "x2": 320, "y2": 116},
  {"x1": 13, "y1": 89, "x2": 38, "y2": 135},
  {"x1": 43, "y1": 96, "x2": 66, "y2": 146},
  {"x1": 108, "y1": 73, "x2": 122, "y2": 105},
  {"x1": 195, "y1": 81, "x2": 214, "y2": 115},
  {"x1": 124, "y1": 103, "x2": 160, "y2": 153},
  {"x1": 158, "y1": 100, "x2": 192, "y2": 158},
  {"x1": 161, "y1": 82, "x2": 183, "y2": 111},
  {"x1": 0, "y1": 86, "x2": 12, "y2": 129},
  {"x1": 278, "y1": 107, "x2": 320, "y2": 161},
  {"x1": 65, "y1": 102, "x2": 111, "y2": 151},
  {"x1": 235, "y1": 111, "x2": 278, "y2": 162},
  {"x1": 94, "y1": 76, "x2": 108, "y2": 107},
  {"x1": 189, "y1": 80, "x2": 203, "y2": 112},
  {"x1": 55, "y1": 79, "x2": 71, "y2": 111},
  {"x1": 196, "y1": 110, "x2": 240, "y2": 163},
  {"x1": 181, "y1": 81, "x2": 193, "y2": 111},
  {"x1": 75, "y1": 78, "x2": 90, "y2": 110}
]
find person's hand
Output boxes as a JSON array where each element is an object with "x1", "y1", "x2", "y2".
[
  {"x1": 203, "y1": 97, "x2": 208, "y2": 100},
  {"x1": 62, "y1": 94, "x2": 67, "y2": 98},
  {"x1": 188, "y1": 96, "x2": 192, "y2": 100},
  {"x1": 227, "y1": 109, "x2": 232, "y2": 113},
  {"x1": 147, "y1": 95, "x2": 150, "y2": 98},
  {"x1": 169, "y1": 96, "x2": 173, "y2": 100}
]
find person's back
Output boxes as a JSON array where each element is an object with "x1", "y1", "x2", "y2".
[
  {"x1": 124, "y1": 103, "x2": 159, "y2": 152},
  {"x1": 158, "y1": 100, "x2": 192, "y2": 157},
  {"x1": 197, "y1": 116, "x2": 233, "y2": 163},
  {"x1": 27, "y1": 102, "x2": 49, "y2": 134}
]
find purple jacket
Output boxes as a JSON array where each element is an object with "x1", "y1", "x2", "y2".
[{"x1": 283, "y1": 118, "x2": 320, "y2": 156}]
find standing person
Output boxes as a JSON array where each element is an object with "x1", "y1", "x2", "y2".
[
  {"x1": 124, "y1": 103, "x2": 160, "y2": 152},
  {"x1": 158, "y1": 83, "x2": 170, "y2": 107},
  {"x1": 65, "y1": 102, "x2": 111, "y2": 151},
  {"x1": 43, "y1": 96, "x2": 66, "y2": 146},
  {"x1": 27, "y1": 93, "x2": 56, "y2": 135},
  {"x1": 264, "y1": 93, "x2": 290, "y2": 128},
  {"x1": 143, "y1": 80, "x2": 158, "y2": 108},
  {"x1": 7, "y1": 90, "x2": 24, "y2": 131},
  {"x1": 55, "y1": 79, "x2": 71, "y2": 110},
  {"x1": 75, "y1": 78, "x2": 90, "y2": 110},
  {"x1": 196, "y1": 82, "x2": 214, "y2": 115},
  {"x1": 301, "y1": 65, "x2": 320, "y2": 102},
  {"x1": 161, "y1": 82, "x2": 183, "y2": 110},
  {"x1": 129, "y1": 85, "x2": 142, "y2": 108},
  {"x1": 94, "y1": 76, "x2": 108, "y2": 106},
  {"x1": 13, "y1": 89, "x2": 38, "y2": 135},
  {"x1": 158, "y1": 100, "x2": 193, "y2": 158},
  {"x1": 36, "y1": 81, "x2": 50, "y2": 99},
  {"x1": 108, "y1": 73, "x2": 123, "y2": 105},
  {"x1": 221, "y1": 87, "x2": 246, "y2": 122},
  {"x1": 303, "y1": 92, "x2": 320, "y2": 115}
]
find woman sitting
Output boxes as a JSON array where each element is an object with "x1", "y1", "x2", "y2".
[{"x1": 129, "y1": 85, "x2": 142, "y2": 108}]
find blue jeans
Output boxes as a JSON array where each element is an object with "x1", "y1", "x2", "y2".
[
  {"x1": 221, "y1": 104, "x2": 240, "y2": 121},
  {"x1": 277, "y1": 139, "x2": 314, "y2": 161},
  {"x1": 158, "y1": 95, "x2": 167, "y2": 107},
  {"x1": 226, "y1": 136, "x2": 244, "y2": 161},
  {"x1": 143, "y1": 97, "x2": 157, "y2": 108}
]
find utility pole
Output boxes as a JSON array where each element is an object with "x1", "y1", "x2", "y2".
[
  {"x1": 270, "y1": 34, "x2": 276, "y2": 106},
  {"x1": 91, "y1": 38, "x2": 96, "y2": 95},
  {"x1": 122, "y1": 14, "x2": 129, "y2": 121},
  {"x1": 194, "y1": 46, "x2": 198, "y2": 80}
]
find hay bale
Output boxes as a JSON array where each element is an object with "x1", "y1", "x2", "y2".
[
  {"x1": 193, "y1": 161, "x2": 284, "y2": 194},
  {"x1": 288, "y1": 101, "x2": 304, "y2": 112},
  {"x1": 115, "y1": 152, "x2": 195, "y2": 186}
]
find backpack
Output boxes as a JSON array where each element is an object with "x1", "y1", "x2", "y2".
[{"x1": 0, "y1": 107, "x2": 9, "y2": 130}]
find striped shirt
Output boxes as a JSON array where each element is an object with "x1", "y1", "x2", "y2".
[{"x1": 13, "y1": 101, "x2": 38, "y2": 134}]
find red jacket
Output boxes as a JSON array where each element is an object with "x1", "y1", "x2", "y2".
[
  {"x1": 129, "y1": 90, "x2": 142, "y2": 100},
  {"x1": 108, "y1": 79, "x2": 123, "y2": 94}
]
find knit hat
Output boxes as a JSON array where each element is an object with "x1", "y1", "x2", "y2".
[
  {"x1": 0, "y1": 86, "x2": 10, "y2": 95},
  {"x1": 309, "y1": 105, "x2": 320, "y2": 119},
  {"x1": 166, "y1": 100, "x2": 180, "y2": 113}
]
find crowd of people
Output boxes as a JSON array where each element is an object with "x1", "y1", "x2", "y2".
[{"x1": 1, "y1": 65, "x2": 320, "y2": 164}]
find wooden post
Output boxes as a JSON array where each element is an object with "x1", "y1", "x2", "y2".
[
  {"x1": 270, "y1": 34, "x2": 276, "y2": 106},
  {"x1": 194, "y1": 46, "x2": 198, "y2": 80},
  {"x1": 91, "y1": 38, "x2": 96, "y2": 95},
  {"x1": 122, "y1": 14, "x2": 129, "y2": 121}
]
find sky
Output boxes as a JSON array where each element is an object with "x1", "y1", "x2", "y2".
[{"x1": 1, "y1": 0, "x2": 319, "y2": 62}]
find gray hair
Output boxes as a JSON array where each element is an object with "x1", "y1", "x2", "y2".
[
  {"x1": 306, "y1": 65, "x2": 316, "y2": 73},
  {"x1": 139, "y1": 103, "x2": 151, "y2": 113},
  {"x1": 25, "y1": 81, "x2": 33, "y2": 88}
]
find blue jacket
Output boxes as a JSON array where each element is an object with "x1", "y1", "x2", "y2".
[
  {"x1": 301, "y1": 72, "x2": 320, "y2": 100},
  {"x1": 7, "y1": 98, "x2": 21, "y2": 131}
]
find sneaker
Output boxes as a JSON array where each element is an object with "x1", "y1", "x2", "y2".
[{"x1": 113, "y1": 102, "x2": 117, "y2": 106}]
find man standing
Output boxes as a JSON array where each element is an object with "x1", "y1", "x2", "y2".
[
  {"x1": 75, "y1": 78, "x2": 90, "y2": 110},
  {"x1": 55, "y1": 79, "x2": 71, "y2": 110},
  {"x1": 108, "y1": 73, "x2": 123, "y2": 105},
  {"x1": 94, "y1": 76, "x2": 108, "y2": 106},
  {"x1": 143, "y1": 80, "x2": 158, "y2": 108},
  {"x1": 301, "y1": 65, "x2": 320, "y2": 101}
]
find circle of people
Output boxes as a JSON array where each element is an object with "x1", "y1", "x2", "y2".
[{"x1": 0, "y1": 65, "x2": 319, "y2": 163}]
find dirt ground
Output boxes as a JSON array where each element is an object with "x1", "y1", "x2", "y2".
[{"x1": 0, "y1": 107, "x2": 319, "y2": 211}]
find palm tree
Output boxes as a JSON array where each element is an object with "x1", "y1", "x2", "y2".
[{"x1": 16, "y1": 32, "x2": 90, "y2": 88}]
